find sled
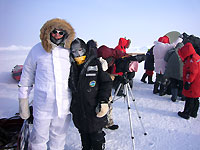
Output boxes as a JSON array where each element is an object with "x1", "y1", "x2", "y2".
[
  {"x1": 11, "y1": 65, "x2": 23, "y2": 82},
  {"x1": 0, "y1": 107, "x2": 33, "y2": 150},
  {"x1": 0, "y1": 115, "x2": 24, "y2": 150},
  {"x1": 17, "y1": 106, "x2": 33, "y2": 150}
]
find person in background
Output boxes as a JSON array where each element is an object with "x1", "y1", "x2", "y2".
[
  {"x1": 115, "y1": 37, "x2": 131, "y2": 53},
  {"x1": 69, "y1": 38, "x2": 112, "y2": 150},
  {"x1": 108, "y1": 37, "x2": 131, "y2": 129},
  {"x1": 177, "y1": 42, "x2": 200, "y2": 119},
  {"x1": 141, "y1": 46, "x2": 155, "y2": 84},
  {"x1": 153, "y1": 35, "x2": 182, "y2": 96},
  {"x1": 97, "y1": 38, "x2": 145, "y2": 130},
  {"x1": 164, "y1": 42, "x2": 184, "y2": 102},
  {"x1": 96, "y1": 38, "x2": 131, "y2": 130},
  {"x1": 113, "y1": 37, "x2": 134, "y2": 95},
  {"x1": 18, "y1": 18, "x2": 75, "y2": 150}
]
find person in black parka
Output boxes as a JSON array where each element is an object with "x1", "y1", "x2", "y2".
[
  {"x1": 69, "y1": 38, "x2": 112, "y2": 150},
  {"x1": 141, "y1": 46, "x2": 155, "y2": 84}
]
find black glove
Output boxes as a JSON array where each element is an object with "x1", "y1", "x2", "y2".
[
  {"x1": 136, "y1": 54, "x2": 146, "y2": 63},
  {"x1": 184, "y1": 82, "x2": 191, "y2": 90}
]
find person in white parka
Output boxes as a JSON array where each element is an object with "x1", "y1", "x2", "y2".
[
  {"x1": 153, "y1": 35, "x2": 182, "y2": 96},
  {"x1": 18, "y1": 18, "x2": 75, "y2": 150}
]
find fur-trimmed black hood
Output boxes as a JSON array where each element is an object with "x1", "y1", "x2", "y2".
[{"x1": 40, "y1": 18, "x2": 75, "y2": 53}]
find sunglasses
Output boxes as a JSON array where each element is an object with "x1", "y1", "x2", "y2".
[{"x1": 52, "y1": 30, "x2": 65, "y2": 35}]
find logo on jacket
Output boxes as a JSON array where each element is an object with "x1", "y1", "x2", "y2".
[
  {"x1": 89, "y1": 80, "x2": 96, "y2": 87},
  {"x1": 87, "y1": 65, "x2": 98, "y2": 72}
]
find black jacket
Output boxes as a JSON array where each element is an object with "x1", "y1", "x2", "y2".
[
  {"x1": 144, "y1": 46, "x2": 154, "y2": 71},
  {"x1": 69, "y1": 52, "x2": 112, "y2": 133}
]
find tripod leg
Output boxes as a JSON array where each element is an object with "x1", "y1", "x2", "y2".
[
  {"x1": 127, "y1": 83, "x2": 147, "y2": 136},
  {"x1": 124, "y1": 84, "x2": 135, "y2": 150},
  {"x1": 112, "y1": 83, "x2": 123, "y2": 102}
]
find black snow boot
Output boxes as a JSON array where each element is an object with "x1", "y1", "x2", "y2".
[
  {"x1": 148, "y1": 75, "x2": 154, "y2": 84},
  {"x1": 107, "y1": 124, "x2": 119, "y2": 130},
  {"x1": 159, "y1": 84, "x2": 166, "y2": 96},
  {"x1": 171, "y1": 88, "x2": 178, "y2": 102},
  {"x1": 153, "y1": 82, "x2": 159, "y2": 94},
  {"x1": 178, "y1": 111, "x2": 190, "y2": 119},
  {"x1": 190, "y1": 98, "x2": 199, "y2": 118},
  {"x1": 141, "y1": 73, "x2": 147, "y2": 83},
  {"x1": 178, "y1": 98, "x2": 191, "y2": 119}
]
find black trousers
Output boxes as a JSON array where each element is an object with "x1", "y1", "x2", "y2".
[
  {"x1": 184, "y1": 97, "x2": 199, "y2": 116},
  {"x1": 79, "y1": 130, "x2": 106, "y2": 150}
]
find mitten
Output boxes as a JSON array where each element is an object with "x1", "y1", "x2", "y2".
[
  {"x1": 19, "y1": 98, "x2": 30, "y2": 119},
  {"x1": 99, "y1": 57, "x2": 108, "y2": 71},
  {"x1": 184, "y1": 82, "x2": 191, "y2": 90},
  {"x1": 96, "y1": 103, "x2": 109, "y2": 118}
]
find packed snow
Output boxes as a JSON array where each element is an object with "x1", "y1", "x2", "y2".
[{"x1": 0, "y1": 46, "x2": 200, "y2": 150}]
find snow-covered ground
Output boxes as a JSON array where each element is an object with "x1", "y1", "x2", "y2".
[{"x1": 0, "y1": 47, "x2": 200, "y2": 150}]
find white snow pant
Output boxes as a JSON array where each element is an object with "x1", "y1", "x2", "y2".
[{"x1": 29, "y1": 114, "x2": 71, "y2": 150}]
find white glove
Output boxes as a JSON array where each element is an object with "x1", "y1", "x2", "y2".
[
  {"x1": 19, "y1": 98, "x2": 30, "y2": 119},
  {"x1": 96, "y1": 103, "x2": 109, "y2": 118},
  {"x1": 99, "y1": 57, "x2": 108, "y2": 71}
]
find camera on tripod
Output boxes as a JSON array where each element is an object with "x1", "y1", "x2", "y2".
[
  {"x1": 112, "y1": 54, "x2": 146, "y2": 97},
  {"x1": 114, "y1": 54, "x2": 146, "y2": 84},
  {"x1": 115, "y1": 54, "x2": 146, "y2": 73},
  {"x1": 112, "y1": 54, "x2": 148, "y2": 149}
]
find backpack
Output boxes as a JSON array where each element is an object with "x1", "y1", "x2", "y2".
[
  {"x1": 182, "y1": 33, "x2": 200, "y2": 56},
  {"x1": 97, "y1": 45, "x2": 129, "y2": 65},
  {"x1": 12, "y1": 65, "x2": 23, "y2": 82}
]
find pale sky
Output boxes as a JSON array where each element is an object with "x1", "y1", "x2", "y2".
[{"x1": 0, "y1": 0, "x2": 200, "y2": 49}]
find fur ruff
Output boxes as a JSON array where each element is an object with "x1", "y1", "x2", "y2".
[{"x1": 40, "y1": 18, "x2": 75, "y2": 53}]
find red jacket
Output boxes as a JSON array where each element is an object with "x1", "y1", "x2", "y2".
[
  {"x1": 178, "y1": 42, "x2": 200, "y2": 98},
  {"x1": 115, "y1": 38, "x2": 131, "y2": 53}
]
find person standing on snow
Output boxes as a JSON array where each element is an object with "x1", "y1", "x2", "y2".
[
  {"x1": 164, "y1": 42, "x2": 184, "y2": 102},
  {"x1": 141, "y1": 46, "x2": 155, "y2": 84},
  {"x1": 113, "y1": 37, "x2": 132, "y2": 77},
  {"x1": 97, "y1": 38, "x2": 145, "y2": 130},
  {"x1": 177, "y1": 42, "x2": 200, "y2": 119},
  {"x1": 69, "y1": 38, "x2": 112, "y2": 150},
  {"x1": 18, "y1": 18, "x2": 75, "y2": 150},
  {"x1": 107, "y1": 37, "x2": 131, "y2": 130},
  {"x1": 113, "y1": 37, "x2": 136, "y2": 92},
  {"x1": 153, "y1": 35, "x2": 182, "y2": 96}
]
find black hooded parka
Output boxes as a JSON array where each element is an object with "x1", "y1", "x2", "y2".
[{"x1": 69, "y1": 40, "x2": 112, "y2": 133}]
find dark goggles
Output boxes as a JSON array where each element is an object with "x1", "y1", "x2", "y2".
[
  {"x1": 52, "y1": 30, "x2": 66, "y2": 35},
  {"x1": 72, "y1": 48, "x2": 86, "y2": 57},
  {"x1": 71, "y1": 48, "x2": 86, "y2": 57}
]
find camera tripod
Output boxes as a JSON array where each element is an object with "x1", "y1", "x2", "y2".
[{"x1": 112, "y1": 74, "x2": 147, "y2": 150}]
